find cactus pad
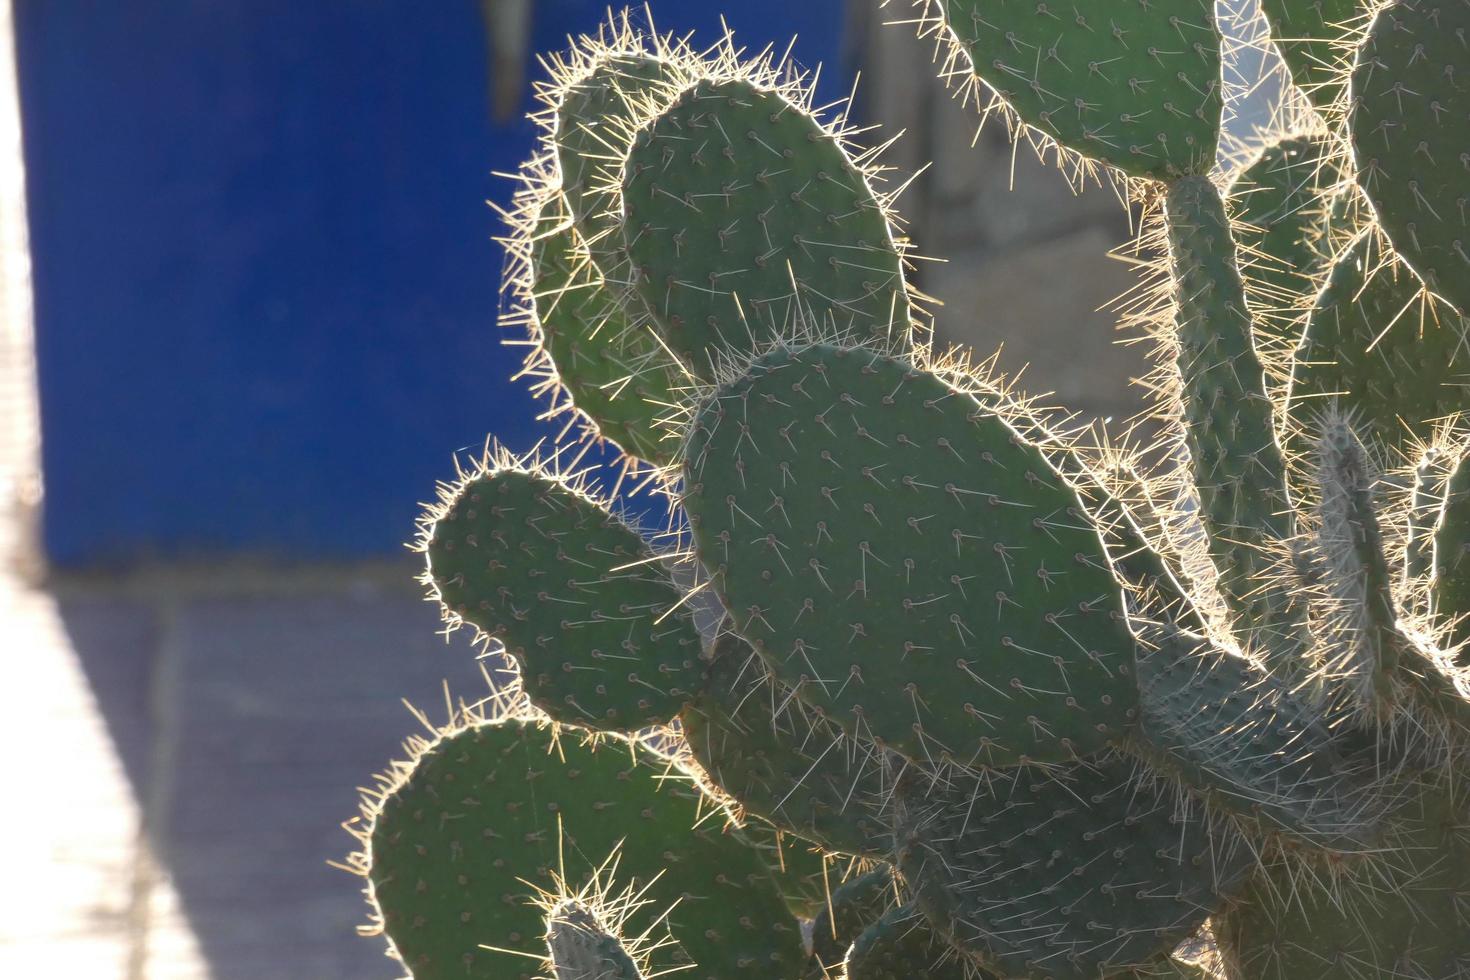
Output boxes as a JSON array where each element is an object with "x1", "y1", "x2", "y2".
[
  {"x1": 738, "y1": 819, "x2": 834, "y2": 920},
  {"x1": 1434, "y1": 449, "x2": 1470, "y2": 657},
  {"x1": 1258, "y1": 0, "x2": 1364, "y2": 112},
  {"x1": 423, "y1": 460, "x2": 702, "y2": 732},
  {"x1": 545, "y1": 901, "x2": 646, "y2": 980},
  {"x1": 683, "y1": 343, "x2": 1140, "y2": 768},
  {"x1": 1132, "y1": 627, "x2": 1382, "y2": 847},
  {"x1": 555, "y1": 53, "x2": 682, "y2": 242},
  {"x1": 1287, "y1": 234, "x2": 1470, "y2": 460},
  {"x1": 895, "y1": 754, "x2": 1251, "y2": 980},
  {"x1": 1215, "y1": 771, "x2": 1470, "y2": 980},
  {"x1": 523, "y1": 195, "x2": 686, "y2": 464},
  {"x1": 619, "y1": 79, "x2": 911, "y2": 377},
  {"x1": 845, "y1": 905, "x2": 984, "y2": 980},
  {"x1": 931, "y1": 0, "x2": 1222, "y2": 179},
  {"x1": 681, "y1": 629, "x2": 896, "y2": 857},
  {"x1": 1227, "y1": 133, "x2": 1337, "y2": 361},
  {"x1": 1167, "y1": 175, "x2": 1302, "y2": 675},
  {"x1": 1350, "y1": 0, "x2": 1470, "y2": 316},
  {"x1": 364, "y1": 716, "x2": 806, "y2": 980},
  {"x1": 812, "y1": 866, "x2": 897, "y2": 973}
]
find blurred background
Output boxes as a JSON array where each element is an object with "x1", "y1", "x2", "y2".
[{"x1": 1, "y1": 1, "x2": 1280, "y2": 976}]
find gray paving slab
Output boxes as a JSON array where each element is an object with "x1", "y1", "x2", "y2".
[{"x1": 154, "y1": 585, "x2": 489, "y2": 980}]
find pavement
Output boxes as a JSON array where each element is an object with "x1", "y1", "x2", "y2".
[{"x1": 3, "y1": 559, "x2": 492, "y2": 980}]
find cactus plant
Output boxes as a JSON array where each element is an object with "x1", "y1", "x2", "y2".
[{"x1": 339, "y1": 3, "x2": 1470, "y2": 978}]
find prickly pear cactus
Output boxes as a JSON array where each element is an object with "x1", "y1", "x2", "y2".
[{"x1": 340, "y1": 4, "x2": 1470, "y2": 979}]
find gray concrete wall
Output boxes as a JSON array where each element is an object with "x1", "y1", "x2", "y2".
[{"x1": 850, "y1": 0, "x2": 1152, "y2": 424}]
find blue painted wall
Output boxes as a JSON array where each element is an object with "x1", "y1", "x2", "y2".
[{"x1": 15, "y1": 0, "x2": 850, "y2": 566}]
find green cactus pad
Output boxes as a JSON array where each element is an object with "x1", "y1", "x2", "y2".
[
  {"x1": 526, "y1": 194, "x2": 687, "y2": 464},
  {"x1": 1167, "y1": 175, "x2": 1302, "y2": 677},
  {"x1": 1434, "y1": 449, "x2": 1470, "y2": 657},
  {"x1": 619, "y1": 79, "x2": 911, "y2": 378},
  {"x1": 1407, "y1": 446, "x2": 1448, "y2": 586},
  {"x1": 1286, "y1": 235, "x2": 1470, "y2": 460},
  {"x1": 812, "y1": 866, "x2": 896, "y2": 973},
  {"x1": 845, "y1": 905, "x2": 984, "y2": 980},
  {"x1": 545, "y1": 901, "x2": 646, "y2": 980},
  {"x1": 1312, "y1": 415, "x2": 1406, "y2": 718},
  {"x1": 933, "y1": 0, "x2": 1222, "y2": 179},
  {"x1": 424, "y1": 462, "x2": 702, "y2": 732},
  {"x1": 1350, "y1": 0, "x2": 1470, "y2": 317},
  {"x1": 365, "y1": 717, "x2": 807, "y2": 980},
  {"x1": 1131, "y1": 627, "x2": 1382, "y2": 848},
  {"x1": 682, "y1": 343, "x2": 1141, "y2": 768},
  {"x1": 1258, "y1": 0, "x2": 1364, "y2": 112},
  {"x1": 1227, "y1": 133, "x2": 1337, "y2": 360},
  {"x1": 555, "y1": 53, "x2": 682, "y2": 243},
  {"x1": 1215, "y1": 770, "x2": 1470, "y2": 980},
  {"x1": 895, "y1": 754, "x2": 1252, "y2": 980},
  {"x1": 736, "y1": 817, "x2": 836, "y2": 921},
  {"x1": 681, "y1": 630, "x2": 895, "y2": 857}
]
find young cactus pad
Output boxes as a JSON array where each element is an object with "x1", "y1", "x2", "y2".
[
  {"x1": 545, "y1": 900, "x2": 647, "y2": 980},
  {"x1": 682, "y1": 342, "x2": 1141, "y2": 768},
  {"x1": 421, "y1": 454, "x2": 703, "y2": 732},
  {"x1": 361, "y1": 714, "x2": 806, "y2": 980},
  {"x1": 811, "y1": 865, "x2": 897, "y2": 972}
]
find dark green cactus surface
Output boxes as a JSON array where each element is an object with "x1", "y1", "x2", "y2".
[
  {"x1": 683, "y1": 342, "x2": 1141, "y2": 768},
  {"x1": 367, "y1": 717, "x2": 806, "y2": 980},
  {"x1": 1133, "y1": 627, "x2": 1380, "y2": 846},
  {"x1": 845, "y1": 904, "x2": 983, "y2": 980},
  {"x1": 1215, "y1": 771, "x2": 1470, "y2": 980},
  {"x1": 682, "y1": 630, "x2": 895, "y2": 858},
  {"x1": 1287, "y1": 235, "x2": 1470, "y2": 460},
  {"x1": 811, "y1": 866, "x2": 897, "y2": 973},
  {"x1": 1258, "y1": 0, "x2": 1364, "y2": 113},
  {"x1": 1434, "y1": 450, "x2": 1470, "y2": 659},
  {"x1": 619, "y1": 78, "x2": 911, "y2": 377},
  {"x1": 741, "y1": 820, "x2": 836, "y2": 921},
  {"x1": 895, "y1": 755, "x2": 1251, "y2": 980},
  {"x1": 933, "y1": 0, "x2": 1222, "y2": 179},
  {"x1": 1350, "y1": 0, "x2": 1470, "y2": 317},
  {"x1": 424, "y1": 464, "x2": 702, "y2": 731}
]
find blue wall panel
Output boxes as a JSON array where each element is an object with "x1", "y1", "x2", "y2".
[{"x1": 15, "y1": 0, "x2": 848, "y2": 566}]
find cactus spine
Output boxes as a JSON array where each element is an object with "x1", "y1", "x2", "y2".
[{"x1": 338, "y1": 4, "x2": 1470, "y2": 978}]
